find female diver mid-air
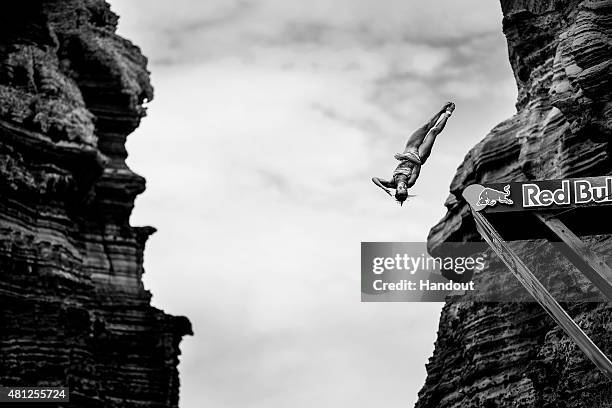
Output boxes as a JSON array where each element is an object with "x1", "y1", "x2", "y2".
[{"x1": 372, "y1": 102, "x2": 455, "y2": 205}]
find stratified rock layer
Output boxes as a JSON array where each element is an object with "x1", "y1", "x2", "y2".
[
  {"x1": 0, "y1": 2, "x2": 191, "y2": 407},
  {"x1": 417, "y1": 1, "x2": 612, "y2": 407}
]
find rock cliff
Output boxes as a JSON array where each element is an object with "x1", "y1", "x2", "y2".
[
  {"x1": 0, "y1": 1, "x2": 191, "y2": 407},
  {"x1": 417, "y1": 1, "x2": 612, "y2": 407}
]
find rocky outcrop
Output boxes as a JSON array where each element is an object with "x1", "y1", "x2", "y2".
[
  {"x1": 417, "y1": 1, "x2": 612, "y2": 407},
  {"x1": 0, "y1": 2, "x2": 191, "y2": 407}
]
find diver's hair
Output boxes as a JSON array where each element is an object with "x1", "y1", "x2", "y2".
[{"x1": 395, "y1": 187, "x2": 408, "y2": 205}]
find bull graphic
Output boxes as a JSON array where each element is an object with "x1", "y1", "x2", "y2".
[{"x1": 477, "y1": 185, "x2": 513, "y2": 207}]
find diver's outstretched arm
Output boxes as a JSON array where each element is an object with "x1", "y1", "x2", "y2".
[{"x1": 372, "y1": 177, "x2": 394, "y2": 196}]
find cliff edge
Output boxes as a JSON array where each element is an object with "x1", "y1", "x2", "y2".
[
  {"x1": 417, "y1": 1, "x2": 612, "y2": 407},
  {"x1": 0, "y1": 1, "x2": 192, "y2": 407}
]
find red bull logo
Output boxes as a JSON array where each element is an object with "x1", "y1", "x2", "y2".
[
  {"x1": 463, "y1": 176, "x2": 612, "y2": 213},
  {"x1": 523, "y1": 178, "x2": 612, "y2": 207},
  {"x1": 477, "y1": 185, "x2": 513, "y2": 207},
  {"x1": 463, "y1": 183, "x2": 514, "y2": 211},
  {"x1": 522, "y1": 180, "x2": 570, "y2": 207}
]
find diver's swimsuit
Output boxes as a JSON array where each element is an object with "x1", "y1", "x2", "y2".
[{"x1": 392, "y1": 147, "x2": 421, "y2": 182}]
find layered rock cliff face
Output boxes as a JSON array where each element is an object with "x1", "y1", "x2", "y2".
[
  {"x1": 0, "y1": 2, "x2": 191, "y2": 407},
  {"x1": 418, "y1": 1, "x2": 612, "y2": 407}
]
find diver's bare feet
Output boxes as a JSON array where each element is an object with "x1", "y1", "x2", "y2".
[
  {"x1": 445, "y1": 102, "x2": 455, "y2": 114},
  {"x1": 439, "y1": 102, "x2": 453, "y2": 116}
]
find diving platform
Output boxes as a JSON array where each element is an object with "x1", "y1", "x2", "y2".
[{"x1": 463, "y1": 175, "x2": 612, "y2": 380}]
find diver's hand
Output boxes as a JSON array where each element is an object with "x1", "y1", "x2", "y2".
[{"x1": 372, "y1": 177, "x2": 393, "y2": 196}]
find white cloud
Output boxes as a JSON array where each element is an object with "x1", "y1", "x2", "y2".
[{"x1": 112, "y1": 0, "x2": 503, "y2": 64}]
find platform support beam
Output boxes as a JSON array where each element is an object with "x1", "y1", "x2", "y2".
[
  {"x1": 535, "y1": 213, "x2": 612, "y2": 301},
  {"x1": 470, "y1": 208, "x2": 612, "y2": 380}
]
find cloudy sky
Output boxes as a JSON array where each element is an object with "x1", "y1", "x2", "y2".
[{"x1": 107, "y1": 1, "x2": 517, "y2": 407}]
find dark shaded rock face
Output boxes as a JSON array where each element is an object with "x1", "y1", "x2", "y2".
[
  {"x1": 417, "y1": 1, "x2": 612, "y2": 407},
  {"x1": 0, "y1": 1, "x2": 191, "y2": 407}
]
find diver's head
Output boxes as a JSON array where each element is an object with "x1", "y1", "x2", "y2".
[{"x1": 395, "y1": 182, "x2": 408, "y2": 205}]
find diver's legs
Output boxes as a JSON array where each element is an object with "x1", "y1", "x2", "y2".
[
  {"x1": 419, "y1": 106, "x2": 454, "y2": 164},
  {"x1": 404, "y1": 102, "x2": 452, "y2": 150}
]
